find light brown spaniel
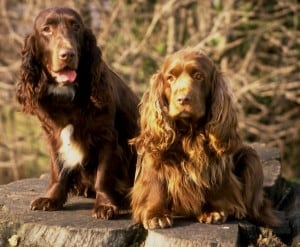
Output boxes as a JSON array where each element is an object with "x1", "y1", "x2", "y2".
[{"x1": 131, "y1": 48, "x2": 280, "y2": 229}]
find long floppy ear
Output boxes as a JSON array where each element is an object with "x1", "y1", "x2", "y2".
[
  {"x1": 16, "y1": 34, "x2": 42, "y2": 113},
  {"x1": 133, "y1": 73, "x2": 175, "y2": 154},
  {"x1": 80, "y1": 28, "x2": 113, "y2": 108},
  {"x1": 205, "y1": 69, "x2": 241, "y2": 155}
]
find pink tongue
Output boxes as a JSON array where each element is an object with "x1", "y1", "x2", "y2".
[{"x1": 56, "y1": 70, "x2": 77, "y2": 83}]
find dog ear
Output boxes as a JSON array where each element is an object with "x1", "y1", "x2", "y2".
[
  {"x1": 206, "y1": 69, "x2": 241, "y2": 155},
  {"x1": 80, "y1": 28, "x2": 113, "y2": 108},
  {"x1": 132, "y1": 72, "x2": 176, "y2": 154},
  {"x1": 16, "y1": 34, "x2": 42, "y2": 113}
]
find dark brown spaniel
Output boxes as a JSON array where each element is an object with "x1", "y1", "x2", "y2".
[
  {"x1": 131, "y1": 48, "x2": 280, "y2": 229},
  {"x1": 16, "y1": 7, "x2": 139, "y2": 219}
]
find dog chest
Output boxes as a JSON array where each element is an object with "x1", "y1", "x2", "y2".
[{"x1": 59, "y1": 124, "x2": 85, "y2": 168}]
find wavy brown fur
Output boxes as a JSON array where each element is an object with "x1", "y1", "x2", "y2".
[{"x1": 131, "y1": 48, "x2": 280, "y2": 229}]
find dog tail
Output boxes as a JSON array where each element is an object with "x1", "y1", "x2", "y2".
[
  {"x1": 254, "y1": 197, "x2": 281, "y2": 227},
  {"x1": 233, "y1": 146, "x2": 281, "y2": 227}
]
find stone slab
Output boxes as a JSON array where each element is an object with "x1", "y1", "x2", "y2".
[{"x1": 0, "y1": 145, "x2": 297, "y2": 247}]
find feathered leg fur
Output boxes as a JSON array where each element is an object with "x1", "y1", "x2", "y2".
[{"x1": 233, "y1": 146, "x2": 280, "y2": 227}]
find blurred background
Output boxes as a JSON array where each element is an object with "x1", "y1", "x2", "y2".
[{"x1": 0, "y1": 0, "x2": 299, "y2": 184}]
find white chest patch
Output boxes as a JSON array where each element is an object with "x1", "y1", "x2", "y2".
[{"x1": 59, "y1": 124, "x2": 84, "y2": 169}]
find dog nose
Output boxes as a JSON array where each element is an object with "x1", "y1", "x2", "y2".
[
  {"x1": 59, "y1": 48, "x2": 76, "y2": 61},
  {"x1": 177, "y1": 95, "x2": 191, "y2": 105}
]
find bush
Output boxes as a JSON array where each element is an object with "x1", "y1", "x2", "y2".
[{"x1": 0, "y1": 0, "x2": 299, "y2": 183}]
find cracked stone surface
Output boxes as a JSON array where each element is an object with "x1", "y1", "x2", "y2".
[{"x1": 0, "y1": 145, "x2": 299, "y2": 247}]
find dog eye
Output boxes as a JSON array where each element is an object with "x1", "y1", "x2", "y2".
[
  {"x1": 166, "y1": 74, "x2": 175, "y2": 83},
  {"x1": 73, "y1": 24, "x2": 81, "y2": 31},
  {"x1": 193, "y1": 72, "x2": 204, "y2": 81},
  {"x1": 42, "y1": 25, "x2": 52, "y2": 36},
  {"x1": 69, "y1": 21, "x2": 81, "y2": 31}
]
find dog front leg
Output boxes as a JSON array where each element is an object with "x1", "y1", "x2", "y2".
[
  {"x1": 30, "y1": 163, "x2": 70, "y2": 211},
  {"x1": 92, "y1": 143, "x2": 124, "y2": 220},
  {"x1": 132, "y1": 153, "x2": 173, "y2": 229}
]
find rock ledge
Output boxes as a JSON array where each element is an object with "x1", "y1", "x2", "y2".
[{"x1": 0, "y1": 146, "x2": 299, "y2": 247}]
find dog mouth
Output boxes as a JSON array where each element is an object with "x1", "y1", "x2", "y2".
[
  {"x1": 169, "y1": 103, "x2": 205, "y2": 122},
  {"x1": 51, "y1": 68, "x2": 77, "y2": 84},
  {"x1": 176, "y1": 111, "x2": 193, "y2": 118},
  {"x1": 169, "y1": 108, "x2": 195, "y2": 119}
]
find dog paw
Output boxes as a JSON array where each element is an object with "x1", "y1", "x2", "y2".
[
  {"x1": 198, "y1": 211, "x2": 227, "y2": 224},
  {"x1": 143, "y1": 214, "x2": 173, "y2": 230},
  {"x1": 92, "y1": 204, "x2": 118, "y2": 220},
  {"x1": 30, "y1": 197, "x2": 62, "y2": 211}
]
